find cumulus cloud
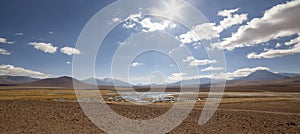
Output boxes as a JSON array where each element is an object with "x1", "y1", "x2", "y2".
[
  {"x1": 126, "y1": 12, "x2": 143, "y2": 22},
  {"x1": 177, "y1": 8, "x2": 247, "y2": 45},
  {"x1": 167, "y1": 67, "x2": 269, "y2": 82},
  {"x1": 29, "y1": 42, "x2": 57, "y2": 54},
  {"x1": 218, "y1": 8, "x2": 239, "y2": 17},
  {"x1": 247, "y1": 43, "x2": 300, "y2": 59},
  {"x1": 66, "y1": 61, "x2": 71, "y2": 64},
  {"x1": 122, "y1": 12, "x2": 176, "y2": 32},
  {"x1": 183, "y1": 56, "x2": 217, "y2": 66},
  {"x1": 201, "y1": 66, "x2": 224, "y2": 72},
  {"x1": 0, "y1": 37, "x2": 14, "y2": 44},
  {"x1": 139, "y1": 18, "x2": 176, "y2": 32},
  {"x1": 218, "y1": 8, "x2": 248, "y2": 30},
  {"x1": 213, "y1": 0, "x2": 300, "y2": 50},
  {"x1": 0, "y1": 48, "x2": 10, "y2": 55},
  {"x1": 122, "y1": 12, "x2": 143, "y2": 29},
  {"x1": 0, "y1": 64, "x2": 50, "y2": 78},
  {"x1": 247, "y1": 34, "x2": 300, "y2": 59},
  {"x1": 131, "y1": 62, "x2": 144, "y2": 67},
  {"x1": 200, "y1": 67, "x2": 269, "y2": 80},
  {"x1": 167, "y1": 73, "x2": 186, "y2": 82},
  {"x1": 60, "y1": 47, "x2": 81, "y2": 55},
  {"x1": 177, "y1": 23, "x2": 221, "y2": 45}
]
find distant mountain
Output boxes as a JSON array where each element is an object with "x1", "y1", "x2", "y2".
[
  {"x1": 238, "y1": 70, "x2": 288, "y2": 81},
  {"x1": 82, "y1": 78, "x2": 131, "y2": 87},
  {"x1": 20, "y1": 76, "x2": 88, "y2": 88},
  {"x1": 226, "y1": 75, "x2": 300, "y2": 87},
  {"x1": 1, "y1": 70, "x2": 300, "y2": 89},
  {"x1": 277, "y1": 73, "x2": 300, "y2": 78},
  {"x1": 168, "y1": 70, "x2": 294, "y2": 87},
  {"x1": 169, "y1": 78, "x2": 211, "y2": 86},
  {"x1": 0, "y1": 75, "x2": 40, "y2": 84}
]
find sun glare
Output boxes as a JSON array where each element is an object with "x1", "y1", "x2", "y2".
[{"x1": 151, "y1": 0, "x2": 186, "y2": 20}]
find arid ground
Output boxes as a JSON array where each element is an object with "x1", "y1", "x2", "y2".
[{"x1": 0, "y1": 87, "x2": 299, "y2": 133}]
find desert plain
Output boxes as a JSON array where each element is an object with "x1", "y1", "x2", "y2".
[{"x1": 0, "y1": 85, "x2": 299, "y2": 133}]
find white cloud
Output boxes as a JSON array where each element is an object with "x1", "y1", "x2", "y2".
[
  {"x1": 29, "y1": 42, "x2": 57, "y2": 54},
  {"x1": 224, "y1": 67, "x2": 269, "y2": 79},
  {"x1": 201, "y1": 66, "x2": 224, "y2": 72},
  {"x1": 218, "y1": 9, "x2": 248, "y2": 30},
  {"x1": 131, "y1": 62, "x2": 144, "y2": 67},
  {"x1": 49, "y1": 32, "x2": 54, "y2": 35},
  {"x1": 66, "y1": 61, "x2": 71, "y2": 64},
  {"x1": 60, "y1": 47, "x2": 81, "y2": 55},
  {"x1": 14, "y1": 33, "x2": 23, "y2": 36},
  {"x1": 183, "y1": 56, "x2": 217, "y2": 66},
  {"x1": 218, "y1": 8, "x2": 239, "y2": 17},
  {"x1": 213, "y1": 0, "x2": 300, "y2": 50},
  {"x1": 285, "y1": 34, "x2": 300, "y2": 46},
  {"x1": 167, "y1": 73, "x2": 186, "y2": 81},
  {"x1": 177, "y1": 8, "x2": 247, "y2": 45},
  {"x1": 275, "y1": 43, "x2": 282, "y2": 48},
  {"x1": 0, "y1": 37, "x2": 14, "y2": 44},
  {"x1": 167, "y1": 73, "x2": 208, "y2": 82},
  {"x1": 111, "y1": 17, "x2": 121, "y2": 23},
  {"x1": 177, "y1": 23, "x2": 220, "y2": 45},
  {"x1": 122, "y1": 12, "x2": 142, "y2": 29},
  {"x1": 123, "y1": 23, "x2": 136, "y2": 29},
  {"x1": 247, "y1": 34, "x2": 300, "y2": 59},
  {"x1": 0, "y1": 64, "x2": 50, "y2": 78},
  {"x1": 126, "y1": 12, "x2": 143, "y2": 22},
  {"x1": 247, "y1": 44, "x2": 300, "y2": 59},
  {"x1": 167, "y1": 67, "x2": 269, "y2": 82},
  {"x1": 139, "y1": 18, "x2": 176, "y2": 32},
  {"x1": 122, "y1": 12, "x2": 176, "y2": 32},
  {"x1": 0, "y1": 48, "x2": 10, "y2": 55},
  {"x1": 200, "y1": 67, "x2": 270, "y2": 80}
]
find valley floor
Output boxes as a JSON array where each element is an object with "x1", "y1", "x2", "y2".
[{"x1": 0, "y1": 98, "x2": 300, "y2": 133}]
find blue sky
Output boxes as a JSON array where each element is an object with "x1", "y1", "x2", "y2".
[{"x1": 0, "y1": 0, "x2": 300, "y2": 84}]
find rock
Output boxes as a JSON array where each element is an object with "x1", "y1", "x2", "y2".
[{"x1": 286, "y1": 122, "x2": 297, "y2": 126}]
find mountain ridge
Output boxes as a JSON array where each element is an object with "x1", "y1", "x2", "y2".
[
  {"x1": 1, "y1": 70, "x2": 300, "y2": 88},
  {"x1": 237, "y1": 70, "x2": 288, "y2": 81},
  {"x1": 0, "y1": 75, "x2": 40, "y2": 84},
  {"x1": 82, "y1": 77, "x2": 132, "y2": 87},
  {"x1": 19, "y1": 76, "x2": 88, "y2": 88}
]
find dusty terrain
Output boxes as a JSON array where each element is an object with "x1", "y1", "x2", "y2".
[
  {"x1": 0, "y1": 100, "x2": 299, "y2": 133},
  {"x1": 0, "y1": 88, "x2": 299, "y2": 133}
]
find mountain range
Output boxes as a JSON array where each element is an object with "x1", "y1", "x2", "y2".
[
  {"x1": 0, "y1": 70, "x2": 299, "y2": 88},
  {"x1": 237, "y1": 70, "x2": 289, "y2": 81},
  {"x1": 82, "y1": 78, "x2": 131, "y2": 87},
  {"x1": 20, "y1": 76, "x2": 85, "y2": 88},
  {"x1": 0, "y1": 75, "x2": 40, "y2": 84}
]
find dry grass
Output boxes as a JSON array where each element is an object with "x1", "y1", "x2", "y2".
[
  {"x1": 0, "y1": 89, "x2": 111, "y2": 101},
  {"x1": 0, "y1": 89, "x2": 76, "y2": 101}
]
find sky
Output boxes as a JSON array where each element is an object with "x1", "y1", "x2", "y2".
[{"x1": 0, "y1": 0, "x2": 300, "y2": 84}]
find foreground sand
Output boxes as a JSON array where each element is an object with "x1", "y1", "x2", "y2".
[{"x1": 0, "y1": 99, "x2": 299, "y2": 133}]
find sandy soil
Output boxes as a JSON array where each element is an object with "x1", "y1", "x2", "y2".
[{"x1": 0, "y1": 99, "x2": 299, "y2": 133}]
